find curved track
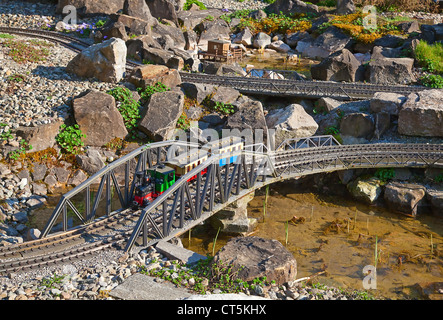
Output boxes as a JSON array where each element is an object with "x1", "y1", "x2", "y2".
[
  {"x1": 0, "y1": 27, "x2": 432, "y2": 100},
  {"x1": 0, "y1": 27, "x2": 441, "y2": 273}
]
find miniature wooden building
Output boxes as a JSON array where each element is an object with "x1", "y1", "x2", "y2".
[{"x1": 198, "y1": 39, "x2": 243, "y2": 63}]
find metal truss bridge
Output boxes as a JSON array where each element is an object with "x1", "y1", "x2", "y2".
[{"x1": 40, "y1": 137, "x2": 443, "y2": 253}]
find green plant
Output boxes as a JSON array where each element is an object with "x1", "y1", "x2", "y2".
[
  {"x1": 107, "y1": 87, "x2": 141, "y2": 138},
  {"x1": 317, "y1": 0, "x2": 336, "y2": 6},
  {"x1": 374, "y1": 168, "x2": 395, "y2": 182},
  {"x1": 39, "y1": 273, "x2": 66, "y2": 290},
  {"x1": 7, "y1": 73, "x2": 25, "y2": 82},
  {"x1": 56, "y1": 124, "x2": 86, "y2": 155},
  {"x1": 183, "y1": 0, "x2": 207, "y2": 10},
  {"x1": 414, "y1": 40, "x2": 443, "y2": 74},
  {"x1": 7, "y1": 139, "x2": 32, "y2": 161},
  {"x1": 325, "y1": 125, "x2": 339, "y2": 136},
  {"x1": 137, "y1": 82, "x2": 170, "y2": 101},
  {"x1": 212, "y1": 101, "x2": 235, "y2": 115},
  {"x1": 177, "y1": 113, "x2": 190, "y2": 130},
  {"x1": 434, "y1": 173, "x2": 443, "y2": 183},
  {"x1": 212, "y1": 227, "x2": 221, "y2": 256},
  {"x1": 0, "y1": 33, "x2": 14, "y2": 39},
  {"x1": 0, "y1": 123, "x2": 13, "y2": 141},
  {"x1": 2, "y1": 38, "x2": 51, "y2": 64},
  {"x1": 420, "y1": 74, "x2": 443, "y2": 89},
  {"x1": 95, "y1": 19, "x2": 107, "y2": 28}
]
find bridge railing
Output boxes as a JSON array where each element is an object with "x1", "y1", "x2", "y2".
[
  {"x1": 40, "y1": 140, "x2": 199, "y2": 238},
  {"x1": 124, "y1": 149, "x2": 276, "y2": 251}
]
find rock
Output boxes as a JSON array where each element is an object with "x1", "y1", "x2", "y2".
[
  {"x1": 195, "y1": 19, "x2": 231, "y2": 50},
  {"x1": 384, "y1": 182, "x2": 426, "y2": 217},
  {"x1": 67, "y1": 169, "x2": 88, "y2": 186},
  {"x1": 139, "y1": 90, "x2": 185, "y2": 141},
  {"x1": 370, "y1": 92, "x2": 406, "y2": 116},
  {"x1": 265, "y1": 0, "x2": 319, "y2": 15},
  {"x1": 347, "y1": 177, "x2": 382, "y2": 204},
  {"x1": 266, "y1": 104, "x2": 319, "y2": 148},
  {"x1": 180, "y1": 82, "x2": 215, "y2": 104},
  {"x1": 316, "y1": 97, "x2": 341, "y2": 113},
  {"x1": 137, "y1": 47, "x2": 184, "y2": 70},
  {"x1": 398, "y1": 21, "x2": 420, "y2": 33},
  {"x1": 75, "y1": 149, "x2": 105, "y2": 175},
  {"x1": 336, "y1": 0, "x2": 356, "y2": 15},
  {"x1": 73, "y1": 90, "x2": 128, "y2": 147},
  {"x1": 31, "y1": 163, "x2": 48, "y2": 182},
  {"x1": 414, "y1": 282, "x2": 443, "y2": 300},
  {"x1": 373, "y1": 112, "x2": 391, "y2": 139},
  {"x1": 310, "y1": 49, "x2": 364, "y2": 82},
  {"x1": 56, "y1": 0, "x2": 125, "y2": 16},
  {"x1": 420, "y1": 23, "x2": 443, "y2": 44},
  {"x1": 123, "y1": 0, "x2": 155, "y2": 21},
  {"x1": 253, "y1": 32, "x2": 271, "y2": 49},
  {"x1": 209, "y1": 86, "x2": 241, "y2": 105},
  {"x1": 201, "y1": 61, "x2": 246, "y2": 76},
  {"x1": 177, "y1": 9, "x2": 224, "y2": 31},
  {"x1": 233, "y1": 27, "x2": 253, "y2": 47},
  {"x1": 151, "y1": 23, "x2": 187, "y2": 50},
  {"x1": 128, "y1": 64, "x2": 182, "y2": 90},
  {"x1": 368, "y1": 47, "x2": 415, "y2": 85},
  {"x1": 300, "y1": 26, "x2": 353, "y2": 60},
  {"x1": 213, "y1": 236, "x2": 297, "y2": 286},
  {"x1": 373, "y1": 34, "x2": 404, "y2": 48},
  {"x1": 398, "y1": 90, "x2": 443, "y2": 137},
  {"x1": 26, "y1": 228, "x2": 41, "y2": 241},
  {"x1": 248, "y1": 9, "x2": 267, "y2": 20},
  {"x1": 285, "y1": 31, "x2": 311, "y2": 48},
  {"x1": 146, "y1": 0, "x2": 179, "y2": 26},
  {"x1": 225, "y1": 97, "x2": 268, "y2": 135},
  {"x1": 14, "y1": 120, "x2": 64, "y2": 152},
  {"x1": 340, "y1": 113, "x2": 374, "y2": 139},
  {"x1": 66, "y1": 37, "x2": 127, "y2": 83},
  {"x1": 268, "y1": 40, "x2": 291, "y2": 53},
  {"x1": 427, "y1": 189, "x2": 443, "y2": 217}
]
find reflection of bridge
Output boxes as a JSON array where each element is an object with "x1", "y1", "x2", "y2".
[{"x1": 41, "y1": 137, "x2": 443, "y2": 252}]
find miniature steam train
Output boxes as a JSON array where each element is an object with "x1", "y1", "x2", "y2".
[{"x1": 132, "y1": 137, "x2": 243, "y2": 208}]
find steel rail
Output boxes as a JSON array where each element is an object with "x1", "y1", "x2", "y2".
[{"x1": 0, "y1": 27, "x2": 432, "y2": 100}]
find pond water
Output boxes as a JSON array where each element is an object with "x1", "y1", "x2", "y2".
[
  {"x1": 239, "y1": 51, "x2": 319, "y2": 79},
  {"x1": 182, "y1": 182, "x2": 443, "y2": 300}
]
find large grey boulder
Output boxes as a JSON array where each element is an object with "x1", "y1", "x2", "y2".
[
  {"x1": 180, "y1": 82, "x2": 215, "y2": 104},
  {"x1": 123, "y1": 0, "x2": 155, "y2": 21},
  {"x1": 139, "y1": 90, "x2": 185, "y2": 141},
  {"x1": 266, "y1": 104, "x2": 319, "y2": 148},
  {"x1": 151, "y1": 23, "x2": 187, "y2": 50},
  {"x1": 66, "y1": 37, "x2": 127, "y2": 83},
  {"x1": 233, "y1": 27, "x2": 254, "y2": 47},
  {"x1": 73, "y1": 90, "x2": 128, "y2": 147},
  {"x1": 340, "y1": 113, "x2": 374, "y2": 140},
  {"x1": 384, "y1": 182, "x2": 426, "y2": 217},
  {"x1": 370, "y1": 92, "x2": 406, "y2": 116},
  {"x1": 265, "y1": 0, "x2": 318, "y2": 15},
  {"x1": 213, "y1": 236, "x2": 297, "y2": 286},
  {"x1": 398, "y1": 90, "x2": 443, "y2": 137},
  {"x1": 299, "y1": 26, "x2": 353, "y2": 60},
  {"x1": 253, "y1": 32, "x2": 272, "y2": 49},
  {"x1": 225, "y1": 97, "x2": 268, "y2": 134},
  {"x1": 310, "y1": 49, "x2": 364, "y2": 82},
  {"x1": 368, "y1": 47, "x2": 416, "y2": 85},
  {"x1": 146, "y1": 0, "x2": 179, "y2": 25},
  {"x1": 177, "y1": 9, "x2": 224, "y2": 31},
  {"x1": 195, "y1": 19, "x2": 231, "y2": 50},
  {"x1": 420, "y1": 23, "x2": 443, "y2": 44}
]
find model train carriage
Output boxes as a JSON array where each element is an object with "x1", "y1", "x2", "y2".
[{"x1": 204, "y1": 136, "x2": 243, "y2": 166}]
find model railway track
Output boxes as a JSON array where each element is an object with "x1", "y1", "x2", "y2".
[
  {"x1": 0, "y1": 27, "x2": 431, "y2": 100},
  {"x1": 0, "y1": 208, "x2": 142, "y2": 274}
]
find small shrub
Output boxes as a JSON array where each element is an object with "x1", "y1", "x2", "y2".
[
  {"x1": 7, "y1": 139, "x2": 32, "y2": 161},
  {"x1": 374, "y1": 168, "x2": 395, "y2": 182},
  {"x1": 137, "y1": 82, "x2": 170, "y2": 101},
  {"x1": 212, "y1": 101, "x2": 235, "y2": 115},
  {"x1": 107, "y1": 87, "x2": 142, "y2": 139},
  {"x1": 183, "y1": 0, "x2": 207, "y2": 10},
  {"x1": 420, "y1": 74, "x2": 443, "y2": 89},
  {"x1": 56, "y1": 124, "x2": 86, "y2": 155},
  {"x1": 414, "y1": 40, "x2": 443, "y2": 75}
]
